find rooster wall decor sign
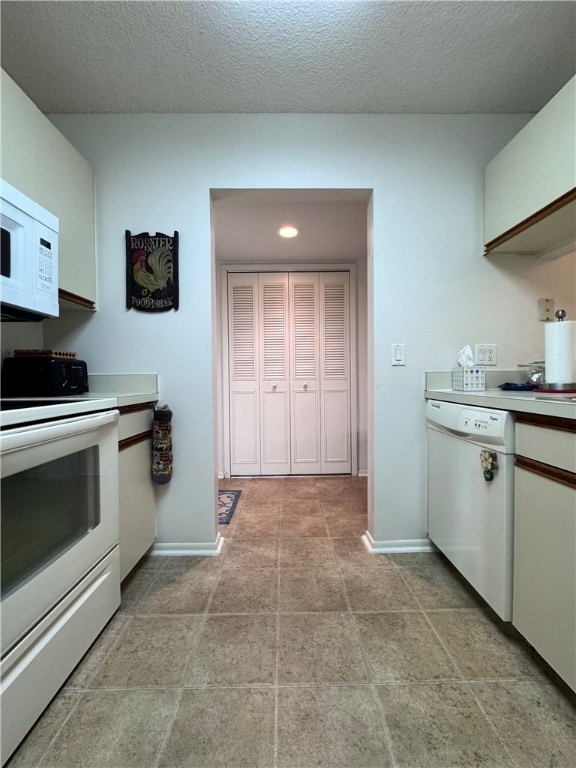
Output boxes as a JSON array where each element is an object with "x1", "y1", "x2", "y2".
[{"x1": 125, "y1": 230, "x2": 179, "y2": 312}]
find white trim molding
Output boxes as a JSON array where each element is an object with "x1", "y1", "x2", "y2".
[
  {"x1": 151, "y1": 533, "x2": 224, "y2": 557},
  {"x1": 361, "y1": 531, "x2": 436, "y2": 554}
]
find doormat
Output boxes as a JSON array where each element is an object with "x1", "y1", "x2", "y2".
[{"x1": 218, "y1": 490, "x2": 241, "y2": 525}]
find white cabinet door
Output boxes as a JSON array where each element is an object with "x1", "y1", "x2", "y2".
[
  {"x1": 118, "y1": 405, "x2": 155, "y2": 580},
  {"x1": 320, "y1": 272, "x2": 351, "y2": 474},
  {"x1": 1, "y1": 70, "x2": 97, "y2": 309},
  {"x1": 290, "y1": 274, "x2": 322, "y2": 474},
  {"x1": 260, "y1": 273, "x2": 291, "y2": 475},
  {"x1": 484, "y1": 75, "x2": 576, "y2": 253},
  {"x1": 119, "y1": 438, "x2": 155, "y2": 581},
  {"x1": 513, "y1": 466, "x2": 576, "y2": 691},
  {"x1": 228, "y1": 274, "x2": 261, "y2": 476}
]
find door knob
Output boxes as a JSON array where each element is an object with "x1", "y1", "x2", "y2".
[
  {"x1": 303, "y1": 383, "x2": 308, "y2": 390},
  {"x1": 272, "y1": 384, "x2": 277, "y2": 391}
]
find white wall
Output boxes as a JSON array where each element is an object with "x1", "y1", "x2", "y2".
[
  {"x1": 1, "y1": 323, "x2": 44, "y2": 362},
  {"x1": 44, "y1": 113, "x2": 576, "y2": 549}
]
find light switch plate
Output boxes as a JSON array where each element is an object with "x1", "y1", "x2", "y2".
[{"x1": 391, "y1": 343, "x2": 405, "y2": 366}]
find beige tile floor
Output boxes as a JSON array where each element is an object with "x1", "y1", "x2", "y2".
[{"x1": 8, "y1": 476, "x2": 576, "y2": 768}]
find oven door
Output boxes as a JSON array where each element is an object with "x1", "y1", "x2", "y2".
[{"x1": 0, "y1": 410, "x2": 120, "y2": 654}]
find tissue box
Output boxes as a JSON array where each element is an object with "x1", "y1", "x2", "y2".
[{"x1": 452, "y1": 367, "x2": 485, "y2": 391}]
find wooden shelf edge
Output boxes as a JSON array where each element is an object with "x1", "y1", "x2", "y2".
[
  {"x1": 58, "y1": 289, "x2": 96, "y2": 311},
  {"x1": 515, "y1": 412, "x2": 576, "y2": 433},
  {"x1": 118, "y1": 402, "x2": 155, "y2": 416},
  {"x1": 484, "y1": 188, "x2": 576, "y2": 253},
  {"x1": 515, "y1": 454, "x2": 576, "y2": 490},
  {"x1": 119, "y1": 430, "x2": 152, "y2": 451}
]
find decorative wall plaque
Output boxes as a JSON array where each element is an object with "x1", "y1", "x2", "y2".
[{"x1": 125, "y1": 230, "x2": 179, "y2": 312}]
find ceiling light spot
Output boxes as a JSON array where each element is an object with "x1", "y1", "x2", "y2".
[{"x1": 278, "y1": 226, "x2": 299, "y2": 239}]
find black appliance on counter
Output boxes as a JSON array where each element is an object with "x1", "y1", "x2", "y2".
[{"x1": 1, "y1": 356, "x2": 89, "y2": 396}]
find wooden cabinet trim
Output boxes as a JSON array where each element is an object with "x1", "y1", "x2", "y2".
[
  {"x1": 484, "y1": 187, "x2": 576, "y2": 253},
  {"x1": 58, "y1": 289, "x2": 96, "y2": 311},
  {"x1": 515, "y1": 455, "x2": 576, "y2": 490},
  {"x1": 119, "y1": 430, "x2": 152, "y2": 451},
  {"x1": 118, "y1": 402, "x2": 155, "y2": 416},
  {"x1": 514, "y1": 412, "x2": 576, "y2": 433}
]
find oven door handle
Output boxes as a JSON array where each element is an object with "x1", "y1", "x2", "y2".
[{"x1": 1, "y1": 410, "x2": 119, "y2": 453}]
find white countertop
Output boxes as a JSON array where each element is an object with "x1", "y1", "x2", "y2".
[
  {"x1": 74, "y1": 391, "x2": 158, "y2": 408},
  {"x1": 87, "y1": 373, "x2": 159, "y2": 407},
  {"x1": 0, "y1": 374, "x2": 159, "y2": 428},
  {"x1": 424, "y1": 370, "x2": 575, "y2": 420},
  {"x1": 425, "y1": 388, "x2": 575, "y2": 420}
]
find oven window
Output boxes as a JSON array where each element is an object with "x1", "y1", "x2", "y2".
[{"x1": 1, "y1": 447, "x2": 100, "y2": 597}]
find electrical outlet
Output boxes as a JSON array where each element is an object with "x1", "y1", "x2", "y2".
[
  {"x1": 475, "y1": 343, "x2": 498, "y2": 366},
  {"x1": 538, "y1": 298, "x2": 554, "y2": 321}
]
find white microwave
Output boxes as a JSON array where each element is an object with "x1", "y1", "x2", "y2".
[{"x1": 0, "y1": 179, "x2": 59, "y2": 321}]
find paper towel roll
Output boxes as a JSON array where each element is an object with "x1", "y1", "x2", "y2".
[{"x1": 545, "y1": 321, "x2": 576, "y2": 384}]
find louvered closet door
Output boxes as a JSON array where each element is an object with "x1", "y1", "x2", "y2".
[
  {"x1": 228, "y1": 274, "x2": 261, "y2": 475},
  {"x1": 259, "y1": 273, "x2": 290, "y2": 475},
  {"x1": 289, "y1": 273, "x2": 322, "y2": 474},
  {"x1": 320, "y1": 272, "x2": 351, "y2": 473},
  {"x1": 227, "y1": 271, "x2": 352, "y2": 477}
]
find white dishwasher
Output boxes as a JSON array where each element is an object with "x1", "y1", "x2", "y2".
[{"x1": 426, "y1": 399, "x2": 515, "y2": 620}]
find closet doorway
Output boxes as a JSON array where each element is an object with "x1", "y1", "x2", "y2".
[{"x1": 223, "y1": 268, "x2": 357, "y2": 477}]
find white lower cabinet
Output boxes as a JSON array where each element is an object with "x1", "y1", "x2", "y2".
[
  {"x1": 118, "y1": 406, "x2": 156, "y2": 580},
  {"x1": 513, "y1": 421, "x2": 576, "y2": 691}
]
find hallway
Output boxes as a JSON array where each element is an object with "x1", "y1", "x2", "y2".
[{"x1": 8, "y1": 476, "x2": 576, "y2": 767}]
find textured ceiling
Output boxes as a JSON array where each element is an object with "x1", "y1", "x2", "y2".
[
  {"x1": 2, "y1": 2, "x2": 573, "y2": 265},
  {"x1": 1, "y1": 1, "x2": 575, "y2": 115}
]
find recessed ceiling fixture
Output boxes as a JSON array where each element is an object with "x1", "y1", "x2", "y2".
[{"x1": 278, "y1": 225, "x2": 299, "y2": 239}]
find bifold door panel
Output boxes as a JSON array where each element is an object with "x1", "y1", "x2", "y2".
[
  {"x1": 320, "y1": 275, "x2": 351, "y2": 472},
  {"x1": 228, "y1": 271, "x2": 351, "y2": 476},
  {"x1": 290, "y1": 274, "x2": 321, "y2": 473},
  {"x1": 228, "y1": 277, "x2": 261, "y2": 475},
  {"x1": 260, "y1": 274, "x2": 290, "y2": 474}
]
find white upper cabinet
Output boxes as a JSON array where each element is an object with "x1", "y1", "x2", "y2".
[
  {"x1": 484, "y1": 75, "x2": 576, "y2": 258},
  {"x1": 1, "y1": 70, "x2": 97, "y2": 309}
]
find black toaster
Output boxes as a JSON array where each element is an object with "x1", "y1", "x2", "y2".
[{"x1": 1, "y1": 357, "x2": 89, "y2": 396}]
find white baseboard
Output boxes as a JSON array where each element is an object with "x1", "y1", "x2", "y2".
[
  {"x1": 219, "y1": 472, "x2": 368, "y2": 479},
  {"x1": 362, "y1": 531, "x2": 435, "y2": 554},
  {"x1": 151, "y1": 533, "x2": 224, "y2": 557}
]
